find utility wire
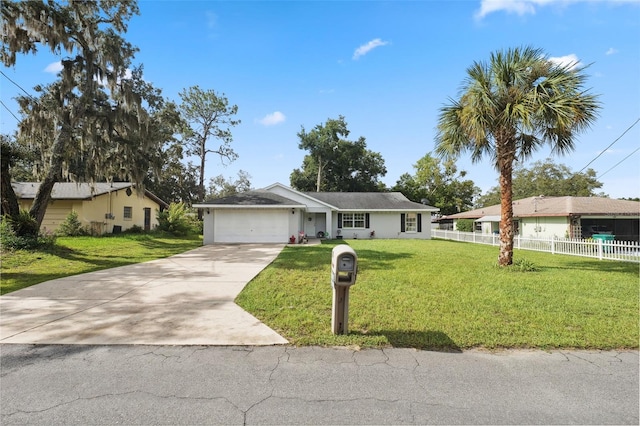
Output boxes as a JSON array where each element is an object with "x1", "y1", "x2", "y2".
[
  {"x1": 578, "y1": 117, "x2": 640, "y2": 173},
  {"x1": 0, "y1": 100, "x2": 21, "y2": 122},
  {"x1": 597, "y1": 146, "x2": 640, "y2": 179},
  {"x1": 0, "y1": 70, "x2": 37, "y2": 101}
]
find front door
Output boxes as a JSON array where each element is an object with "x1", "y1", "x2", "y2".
[{"x1": 144, "y1": 208, "x2": 151, "y2": 231}]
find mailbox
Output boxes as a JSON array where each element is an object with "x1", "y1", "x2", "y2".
[
  {"x1": 330, "y1": 245, "x2": 358, "y2": 335},
  {"x1": 331, "y1": 245, "x2": 358, "y2": 287}
]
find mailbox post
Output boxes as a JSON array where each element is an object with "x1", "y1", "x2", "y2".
[{"x1": 331, "y1": 245, "x2": 357, "y2": 335}]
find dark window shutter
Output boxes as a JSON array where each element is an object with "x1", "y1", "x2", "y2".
[
  {"x1": 365, "y1": 213, "x2": 370, "y2": 229},
  {"x1": 417, "y1": 213, "x2": 422, "y2": 232},
  {"x1": 338, "y1": 213, "x2": 343, "y2": 229},
  {"x1": 400, "y1": 213, "x2": 406, "y2": 233}
]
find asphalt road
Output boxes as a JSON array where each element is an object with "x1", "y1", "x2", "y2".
[{"x1": 1, "y1": 344, "x2": 637, "y2": 425}]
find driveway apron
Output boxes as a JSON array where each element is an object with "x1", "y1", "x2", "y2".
[{"x1": 0, "y1": 244, "x2": 289, "y2": 346}]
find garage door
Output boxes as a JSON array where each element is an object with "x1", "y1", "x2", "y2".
[{"x1": 215, "y1": 209, "x2": 290, "y2": 243}]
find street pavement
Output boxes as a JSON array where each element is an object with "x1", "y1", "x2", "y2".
[{"x1": 1, "y1": 344, "x2": 638, "y2": 425}]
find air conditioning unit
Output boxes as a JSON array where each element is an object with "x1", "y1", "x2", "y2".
[{"x1": 105, "y1": 213, "x2": 114, "y2": 220}]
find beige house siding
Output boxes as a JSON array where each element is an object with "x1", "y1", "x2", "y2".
[
  {"x1": 520, "y1": 216, "x2": 570, "y2": 239},
  {"x1": 18, "y1": 188, "x2": 162, "y2": 234}
]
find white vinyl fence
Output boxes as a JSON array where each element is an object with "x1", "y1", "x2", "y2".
[{"x1": 431, "y1": 229, "x2": 640, "y2": 263}]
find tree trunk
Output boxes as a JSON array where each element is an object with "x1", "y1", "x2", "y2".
[
  {"x1": 1, "y1": 154, "x2": 20, "y2": 218},
  {"x1": 497, "y1": 140, "x2": 515, "y2": 267},
  {"x1": 197, "y1": 137, "x2": 206, "y2": 220},
  {"x1": 316, "y1": 154, "x2": 322, "y2": 192},
  {"x1": 28, "y1": 121, "x2": 70, "y2": 233}
]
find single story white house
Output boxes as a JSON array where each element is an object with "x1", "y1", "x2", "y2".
[
  {"x1": 13, "y1": 182, "x2": 168, "y2": 235},
  {"x1": 442, "y1": 196, "x2": 640, "y2": 241},
  {"x1": 193, "y1": 183, "x2": 439, "y2": 244}
]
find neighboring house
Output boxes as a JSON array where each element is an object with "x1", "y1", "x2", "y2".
[
  {"x1": 443, "y1": 196, "x2": 640, "y2": 241},
  {"x1": 194, "y1": 182, "x2": 439, "y2": 244},
  {"x1": 13, "y1": 182, "x2": 168, "y2": 235}
]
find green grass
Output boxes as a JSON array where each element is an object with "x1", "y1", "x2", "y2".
[
  {"x1": 0, "y1": 233, "x2": 202, "y2": 295},
  {"x1": 236, "y1": 239, "x2": 639, "y2": 351}
]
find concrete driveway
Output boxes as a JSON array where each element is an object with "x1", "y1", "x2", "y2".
[{"x1": 0, "y1": 244, "x2": 289, "y2": 346}]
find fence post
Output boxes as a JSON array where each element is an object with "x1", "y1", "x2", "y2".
[
  {"x1": 551, "y1": 237, "x2": 555, "y2": 255},
  {"x1": 597, "y1": 239, "x2": 603, "y2": 260}
]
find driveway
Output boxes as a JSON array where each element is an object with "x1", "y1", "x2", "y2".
[{"x1": 0, "y1": 244, "x2": 289, "y2": 345}]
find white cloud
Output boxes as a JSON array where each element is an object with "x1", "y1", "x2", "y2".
[
  {"x1": 475, "y1": 0, "x2": 538, "y2": 19},
  {"x1": 352, "y1": 38, "x2": 389, "y2": 60},
  {"x1": 605, "y1": 47, "x2": 618, "y2": 55},
  {"x1": 44, "y1": 61, "x2": 63, "y2": 73},
  {"x1": 258, "y1": 111, "x2": 286, "y2": 126},
  {"x1": 475, "y1": 0, "x2": 639, "y2": 20},
  {"x1": 549, "y1": 53, "x2": 582, "y2": 70}
]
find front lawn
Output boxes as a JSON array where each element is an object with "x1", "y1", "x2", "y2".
[
  {"x1": 236, "y1": 239, "x2": 639, "y2": 350},
  {"x1": 0, "y1": 233, "x2": 202, "y2": 295}
]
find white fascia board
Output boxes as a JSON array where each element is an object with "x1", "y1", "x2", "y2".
[
  {"x1": 263, "y1": 182, "x2": 339, "y2": 210},
  {"x1": 193, "y1": 204, "x2": 306, "y2": 209},
  {"x1": 340, "y1": 208, "x2": 440, "y2": 212}
]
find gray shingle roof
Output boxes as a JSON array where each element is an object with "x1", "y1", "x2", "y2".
[
  {"x1": 204, "y1": 190, "x2": 303, "y2": 206},
  {"x1": 13, "y1": 182, "x2": 168, "y2": 207},
  {"x1": 446, "y1": 196, "x2": 640, "y2": 219},
  {"x1": 303, "y1": 192, "x2": 438, "y2": 211}
]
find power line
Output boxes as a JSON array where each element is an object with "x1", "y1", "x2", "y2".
[
  {"x1": 0, "y1": 100, "x2": 21, "y2": 122},
  {"x1": 578, "y1": 117, "x2": 640, "y2": 173},
  {"x1": 0, "y1": 70, "x2": 37, "y2": 101},
  {"x1": 597, "y1": 146, "x2": 640, "y2": 179}
]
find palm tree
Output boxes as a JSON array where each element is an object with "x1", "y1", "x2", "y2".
[{"x1": 435, "y1": 46, "x2": 600, "y2": 266}]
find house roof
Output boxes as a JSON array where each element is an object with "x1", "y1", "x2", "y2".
[
  {"x1": 194, "y1": 190, "x2": 306, "y2": 208},
  {"x1": 446, "y1": 196, "x2": 640, "y2": 219},
  {"x1": 194, "y1": 185, "x2": 439, "y2": 212},
  {"x1": 303, "y1": 191, "x2": 439, "y2": 211},
  {"x1": 13, "y1": 182, "x2": 168, "y2": 208}
]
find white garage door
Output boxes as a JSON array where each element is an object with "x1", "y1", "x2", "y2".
[{"x1": 215, "y1": 209, "x2": 290, "y2": 243}]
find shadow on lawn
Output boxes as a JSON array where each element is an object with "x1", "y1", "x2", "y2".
[
  {"x1": 373, "y1": 329, "x2": 462, "y2": 352},
  {"x1": 542, "y1": 259, "x2": 638, "y2": 275}
]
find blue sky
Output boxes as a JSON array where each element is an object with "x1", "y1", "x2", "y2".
[{"x1": 1, "y1": 0, "x2": 639, "y2": 199}]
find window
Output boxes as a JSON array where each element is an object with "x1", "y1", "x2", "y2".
[
  {"x1": 401, "y1": 213, "x2": 422, "y2": 233},
  {"x1": 338, "y1": 213, "x2": 370, "y2": 229},
  {"x1": 123, "y1": 206, "x2": 133, "y2": 220},
  {"x1": 405, "y1": 213, "x2": 417, "y2": 232}
]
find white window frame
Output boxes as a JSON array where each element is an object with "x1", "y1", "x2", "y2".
[
  {"x1": 342, "y1": 213, "x2": 366, "y2": 229},
  {"x1": 123, "y1": 206, "x2": 133, "y2": 220},
  {"x1": 405, "y1": 212, "x2": 417, "y2": 233}
]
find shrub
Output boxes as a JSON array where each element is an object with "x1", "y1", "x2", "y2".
[
  {"x1": 156, "y1": 202, "x2": 192, "y2": 236},
  {"x1": 0, "y1": 214, "x2": 56, "y2": 251},
  {"x1": 56, "y1": 211, "x2": 88, "y2": 236},
  {"x1": 456, "y1": 219, "x2": 475, "y2": 232},
  {"x1": 507, "y1": 258, "x2": 539, "y2": 272},
  {"x1": 124, "y1": 224, "x2": 145, "y2": 234}
]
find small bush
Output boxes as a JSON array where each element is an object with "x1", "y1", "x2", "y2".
[
  {"x1": 56, "y1": 211, "x2": 88, "y2": 236},
  {"x1": 11, "y1": 209, "x2": 40, "y2": 237},
  {"x1": 124, "y1": 225, "x2": 145, "y2": 234},
  {"x1": 157, "y1": 202, "x2": 192, "y2": 236},
  {"x1": 508, "y1": 258, "x2": 539, "y2": 272},
  {"x1": 0, "y1": 214, "x2": 56, "y2": 251},
  {"x1": 456, "y1": 219, "x2": 475, "y2": 232}
]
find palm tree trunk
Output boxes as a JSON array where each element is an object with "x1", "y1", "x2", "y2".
[{"x1": 497, "y1": 144, "x2": 515, "y2": 266}]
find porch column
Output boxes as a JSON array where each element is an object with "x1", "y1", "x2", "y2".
[{"x1": 326, "y1": 210, "x2": 332, "y2": 238}]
